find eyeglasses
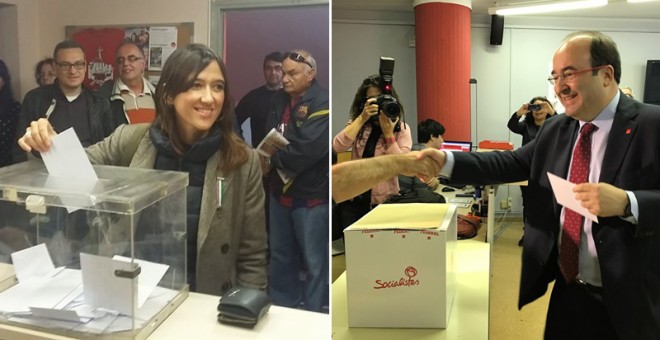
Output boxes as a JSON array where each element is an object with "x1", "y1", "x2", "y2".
[
  {"x1": 115, "y1": 55, "x2": 144, "y2": 65},
  {"x1": 56, "y1": 61, "x2": 86, "y2": 71},
  {"x1": 547, "y1": 65, "x2": 609, "y2": 85},
  {"x1": 286, "y1": 52, "x2": 314, "y2": 69}
]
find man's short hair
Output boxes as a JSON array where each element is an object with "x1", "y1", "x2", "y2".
[
  {"x1": 53, "y1": 40, "x2": 83, "y2": 60},
  {"x1": 418, "y1": 119, "x2": 445, "y2": 143},
  {"x1": 115, "y1": 41, "x2": 145, "y2": 57},
  {"x1": 563, "y1": 31, "x2": 621, "y2": 84},
  {"x1": 263, "y1": 51, "x2": 284, "y2": 68}
]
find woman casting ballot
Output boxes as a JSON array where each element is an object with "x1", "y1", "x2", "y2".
[{"x1": 18, "y1": 44, "x2": 267, "y2": 296}]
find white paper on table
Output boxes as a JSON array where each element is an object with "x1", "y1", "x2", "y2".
[
  {"x1": 10, "y1": 243, "x2": 55, "y2": 282},
  {"x1": 547, "y1": 172, "x2": 599, "y2": 223},
  {"x1": 80, "y1": 253, "x2": 136, "y2": 316},
  {"x1": 113, "y1": 255, "x2": 169, "y2": 308}
]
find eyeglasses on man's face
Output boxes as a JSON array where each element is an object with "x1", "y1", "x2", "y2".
[
  {"x1": 116, "y1": 55, "x2": 144, "y2": 65},
  {"x1": 56, "y1": 61, "x2": 86, "y2": 72},
  {"x1": 547, "y1": 65, "x2": 609, "y2": 85},
  {"x1": 286, "y1": 52, "x2": 313, "y2": 69}
]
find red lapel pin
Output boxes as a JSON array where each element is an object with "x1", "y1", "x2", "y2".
[{"x1": 625, "y1": 128, "x2": 631, "y2": 134}]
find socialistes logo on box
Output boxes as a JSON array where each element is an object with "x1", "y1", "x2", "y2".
[{"x1": 373, "y1": 266, "x2": 420, "y2": 290}]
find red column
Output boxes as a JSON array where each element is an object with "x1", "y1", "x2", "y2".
[{"x1": 413, "y1": 0, "x2": 471, "y2": 141}]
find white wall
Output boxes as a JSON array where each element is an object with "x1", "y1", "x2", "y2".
[
  {"x1": 332, "y1": 21, "x2": 417, "y2": 138},
  {"x1": 4, "y1": 0, "x2": 211, "y2": 98},
  {"x1": 333, "y1": 12, "x2": 660, "y2": 215}
]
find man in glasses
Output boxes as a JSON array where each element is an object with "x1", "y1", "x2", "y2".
[
  {"x1": 235, "y1": 51, "x2": 284, "y2": 147},
  {"x1": 98, "y1": 41, "x2": 155, "y2": 125},
  {"x1": 419, "y1": 31, "x2": 660, "y2": 339},
  {"x1": 264, "y1": 49, "x2": 329, "y2": 312},
  {"x1": 13, "y1": 40, "x2": 115, "y2": 162}
]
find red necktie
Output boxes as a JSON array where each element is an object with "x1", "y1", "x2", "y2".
[{"x1": 559, "y1": 122, "x2": 598, "y2": 282}]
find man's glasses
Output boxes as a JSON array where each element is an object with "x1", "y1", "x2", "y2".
[
  {"x1": 56, "y1": 61, "x2": 86, "y2": 71},
  {"x1": 116, "y1": 55, "x2": 144, "y2": 65},
  {"x1": 286, "y1": 52, "x2": 314, "y2": 69},
  {"x1": 547, "y1": 65, "x2": 609, "y2": 85}
]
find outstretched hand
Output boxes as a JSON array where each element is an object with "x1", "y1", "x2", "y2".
[
  {"x1": 18, "y1": 118, "x2": 56, "y2": 153},
  {"x1": 395, "y1": 150, "x2": 442, "y2": 182},
  {"x1": 416, "y1": 148, "x2": 446, "y2": 181}
]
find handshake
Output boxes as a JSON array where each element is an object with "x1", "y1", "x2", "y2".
[
  {"x1": 332, "y1": 149, "x2": 446, "y2": 203},
  {"x1": 394, "y1": 149, "x2": 445, "y2": 182}
]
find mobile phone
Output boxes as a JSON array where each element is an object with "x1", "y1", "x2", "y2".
[{"x1": 528, "y1": 104, "x2": 541, "y2": 111}]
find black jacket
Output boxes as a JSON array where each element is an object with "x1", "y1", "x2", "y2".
[
  {"x1": 13, "y1": 83, "x2": 116, "y2": 163},
  {"x1": 267, "y1": 80, "x2": 329, "y2": 200},
  {"x1": 452, "y1": 93, "x2": 660, "y2": 339}
]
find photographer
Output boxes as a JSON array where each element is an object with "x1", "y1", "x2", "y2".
[
  {"x1": 507, "y1": 96, "x2": 556, "y2": 245},
  {"x1": 332, "y1": 74, "x2": 412, "y2": 231}
]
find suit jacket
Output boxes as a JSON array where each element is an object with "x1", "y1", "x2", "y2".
[
  {"x1": 451, "y1": 93, "x2": 660, "y2": 339},
  {"x1": 86, "y1": 124, "x2": 268, "y2": 296}
]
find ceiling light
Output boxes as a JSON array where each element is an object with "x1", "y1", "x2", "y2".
[{"x1": 488, "y1": 0, "x2": 608, "y2": 16}]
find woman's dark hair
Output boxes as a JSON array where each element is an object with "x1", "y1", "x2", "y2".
[
  {"x1": 0, "y1": 59, "x2": 16, "y2": 109},
  {"x1": 526, "y1": 96, "x2": 554, "y2": 123},
  {"x1": 418, "y1": 119, "x2": 445, "y2": 144},
  {"x1": 35, "y1": 58, "x2": 54, "y2": 85},
  {"x1": 154, "y1": 43, "x2": 248, "y2": 174},
  {"x1": 349, "y1": 74, "x2": 405, "y2": 121}
]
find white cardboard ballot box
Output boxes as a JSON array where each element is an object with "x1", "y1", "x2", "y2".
[{"x1": 344, "y1": 203, "x2": 457, "y2": 328}]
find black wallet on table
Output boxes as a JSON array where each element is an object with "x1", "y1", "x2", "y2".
[{"x1": 217, "y1": 287, "x2": 271, "y2": 329}]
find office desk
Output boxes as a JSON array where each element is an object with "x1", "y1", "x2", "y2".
[
  {"x1": 0, "y1": 292, "x2": 330, "y2": 340},
  {"x1": 332, "y1": 240, "x2": 490, "y2": 340},
  {"x1": 475, "y1": 148, "x2": 528, "y2": 243}
]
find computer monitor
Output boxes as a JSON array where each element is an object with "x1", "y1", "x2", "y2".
[{"x1": 440, "y1": 141, "x2": 472, "y2": 152}]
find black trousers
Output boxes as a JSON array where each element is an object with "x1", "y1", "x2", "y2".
[{"x1": 545, "y1": 276, "x2": 618, "y2": 340}]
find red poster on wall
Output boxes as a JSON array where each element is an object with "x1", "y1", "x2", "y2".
[{"x1": 72, "y1": 28, "x2": 125, "y2": 90}]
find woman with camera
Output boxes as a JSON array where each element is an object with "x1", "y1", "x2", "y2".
[
  {"x1": 508, "y1": 96, "x2": 556, "y2": 246},
  {"x1": 332, "y1": 75, "x2": 412, "y2": 232}
]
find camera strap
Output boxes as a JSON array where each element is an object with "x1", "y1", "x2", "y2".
[
  {"x1": 353, "y1": 125, "x2": 383, "y2": 202},
  {"x1": 361, "y1": 126, "x2": 382, "y2": 159}
]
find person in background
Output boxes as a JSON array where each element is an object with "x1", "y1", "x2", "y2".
[
  {"x1": 420, "y1": 30, "x2": 660, "y2": 339},
  {"x1": 35, "y1": 58, "x2": 56, "y2": 87},
  {"x1": 263, "y1": 50, "x2": 329, "y2": 312},
  {"x1": 236, "y1": 51, "x2": 284, "y2": 147},
  {"x1": 18, "y1": 44, "x2": 267, "y2": 296},
  {"x1": 398, "y1": 118, "x2": 444, "y2": 192},
  {"x1": 98, "y1": 41, "x2": 156, "y2": 125},
  {"x1": 508, "y1": 96, "x2": 556, "y2": 246},
  {"x1": 13, "y1": 40, "x2": 116, "y2": 163},
  {"x1": 0, "y1": 60, "x2": 21, "y2": 167},
  {"x1": 621, "y1": 86, "x2": 634, "y2": 99},
  {"x1": 332, "y1": 75, "x2": 412, "y2": 234}
]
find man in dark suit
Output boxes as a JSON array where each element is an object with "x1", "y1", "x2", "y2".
[{"x1": 421, "y1": 31, "x2": 660, "y2": 339}]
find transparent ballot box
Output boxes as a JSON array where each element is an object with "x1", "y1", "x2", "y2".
[{"x1": 0, "y1": 161, "x2": 189, "y2": 339}]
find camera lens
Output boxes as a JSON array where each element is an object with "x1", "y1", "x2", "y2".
[{"x1": 376, "y1": 94, "x2": 401, "y2": 120}]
